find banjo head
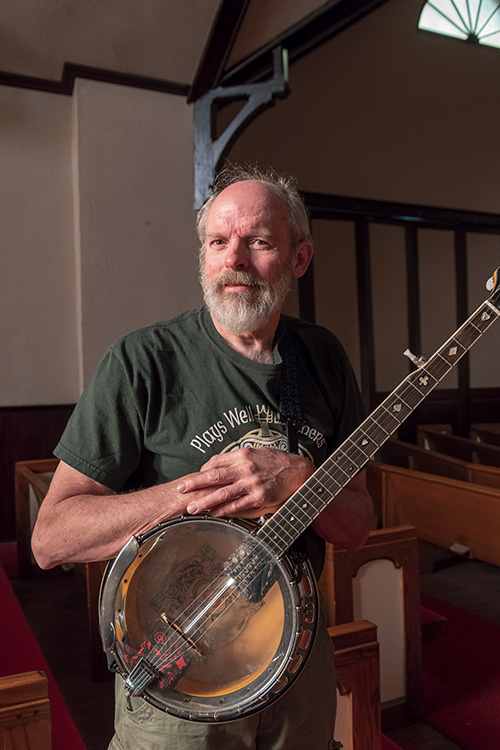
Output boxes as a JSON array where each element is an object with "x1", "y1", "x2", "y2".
[{"x1": 99, "y1": 515, "x2": 318, "y2": 722}]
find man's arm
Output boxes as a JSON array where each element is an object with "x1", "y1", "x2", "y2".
[
  {"x1": 31, "y1": 461, "x2": 215, "y2": 569},
  {"x1": 32, "y1": 448, "x2": 373, "y2": 569},
  {"x1": 32, "y1": 448, "x2": 320, "y2": 568},
  {"x1": 311, "y1": 470, "x2": 373, "y2": 550}
]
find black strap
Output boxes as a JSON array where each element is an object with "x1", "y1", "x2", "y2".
[
  {"x1": 278, "y1": 328, "x2": 326, "y2": 578},
  {"x1": 278, "y1": 331, "x2": 304, "y2": 454}
]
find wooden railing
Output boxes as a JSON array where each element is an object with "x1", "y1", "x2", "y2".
[
  {"x1": 321, "y1": 526, "x2": 421, "y2": 727},
  {"x1": 376, "y1": 436, "x2": 500, "y2": 489},
  {"x1": 14, "y1": 459, "x2": 108, "y2": 680},
  {"x1": 0, "y1": 671, "x2": 50, "y2": 749},
  {"x1": 367, "y1": 461, "x2": 500, "y2": 566},
  {"x1": 330, "y1": 620, "x2": 381, "y2": 750}
]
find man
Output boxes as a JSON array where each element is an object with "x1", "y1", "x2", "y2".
[{"x1": 32, "y1": 165, "x2": 373, "y2": 749}]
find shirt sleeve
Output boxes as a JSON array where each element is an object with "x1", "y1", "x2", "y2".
[{"x1": 54, "y1": 346, "x2": 144, "y2": 491}]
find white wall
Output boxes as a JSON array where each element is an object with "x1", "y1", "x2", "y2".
[
  {"x1": 73, "y1": 80, "x2": 200, "y2": 386},
  {"x1": 1, "y1": 80, "x2": 201, "y2": 406},
  {"x1": 0, "y1": 86, "x2": 78, "y2": 405}
]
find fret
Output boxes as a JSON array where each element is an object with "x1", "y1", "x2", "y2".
[
  {"x1": 294, "y1": 487, "x2": 329, "y2": 519},
  {"x1": 325, "y1": 451, "x2": 359, "y2": 480},
  {"x1": 255, "y1": 526, "x2": 283, "y2": 557},
  {"x1": 371, "y1": 409, "x2": 399, "y2": 435},
  {"x1": 485, "y1": 299, "x2": 500, "y2": 317},
  {"x1": 341, "y1": 437, "x2": 373, "y2": 466},
  {"x1": 286, "y1": 497, "x2": 317, "y2": 528},
  {"x1": 469, "y1": 305, "x2": 498, "y2": 332},
  {"x1": 355, "y1": 429, "x2": 380, "y2": 458},
  {"x1": 253, "y1": 270, "x2": 500, "y2": 557},
  {"x1": 436, "y1": 338, "x2": 467, "y2": 368},
  {"x1": 406, "y1": 370, "x2": 438, "y2": 398},
  {"x1": 382, "y1": 393, "x2": 413, "y2": 425},
  {"x1": 433, "y1": 352, "x2": 459, "y2": 379},
  {"x1": 260, "y1": 515, "x2": 297, "y2": 553},
  {"x1": 361, "y1": 414, "x2": 392, "y2": 444},
  {"x1": 260, "y1": 497, "x2": 317, "y2": 556},
  {"x1": 302, "y1": 472, "x2": 335, "y2": 499},
  {"x1": 461, "y1": 320, "x2": 485, "y2": 341}
]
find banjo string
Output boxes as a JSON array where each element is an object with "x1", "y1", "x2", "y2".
[{"x1": 137, "y1": 540, "x2": 286, "y2": 676}]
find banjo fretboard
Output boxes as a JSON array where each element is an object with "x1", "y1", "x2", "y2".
[{"x1": 257, "y1": 275, "x2": 500, "y2": 558}]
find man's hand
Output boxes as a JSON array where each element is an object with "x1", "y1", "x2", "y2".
[{"x1": 176, "y1": 447, "x2": 315, "y2": 518}]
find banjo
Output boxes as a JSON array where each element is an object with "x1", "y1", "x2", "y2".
[{"x1": 100, "y1": 268, "x2": 500, "y2": 722}]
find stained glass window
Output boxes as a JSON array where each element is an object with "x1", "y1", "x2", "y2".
[{"x1": 418, "y1": 0, "x2": 500, "y2": 49}]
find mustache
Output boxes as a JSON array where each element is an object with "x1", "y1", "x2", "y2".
[{"x1": 212, "y1": 271, "x2": 269, "y2": 291}]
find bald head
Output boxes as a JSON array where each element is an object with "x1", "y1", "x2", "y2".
[
  {"x1": 204, "y1": 180, "x2": 292, "y2": 255},
  {"x1": 196, "y1": 165, "x2": 312, "y2": 250}
]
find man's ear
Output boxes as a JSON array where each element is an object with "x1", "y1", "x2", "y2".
[{"x1": 292, "y1": 241, "x2": 314, "y2": 278}]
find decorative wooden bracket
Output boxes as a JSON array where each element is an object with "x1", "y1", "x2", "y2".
[{"x1": 193, "y1": 47, "x2": 289, "y2": 209}]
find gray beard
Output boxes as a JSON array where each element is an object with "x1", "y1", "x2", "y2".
[{"x1": 199, "y1": 267, "x2": 293, "y2": 335}]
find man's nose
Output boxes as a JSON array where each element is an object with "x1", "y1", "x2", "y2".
[{"x1": 224, "y1": 238, "x2": 249, "y2": 269}]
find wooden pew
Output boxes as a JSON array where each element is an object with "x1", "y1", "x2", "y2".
[
  {"x1": 14, "y1": 460, "x2": 108, "y2": 681},
  {"x1": 470, "y1": 423, "x2": 500, "y2": 447},
  {"x1": 0, "y1": 671, "x2": 51, "y2": 750},
  {"x1": 367, "y1": 461, "x2": 500, "y2": 566},
  {"x1": 376, "y1": 437, "x2": 470, "y2": 481},
  {"x1": 328, "y1": 526, "x2": 421, "y2": 727},
  {"x1": 15, "y1": 460, "x2": 59, "y2": 578},
  {"x1": 418, "y1": 426, "x2": 500, "y2": 467},
  {"x1": 329, "y1": 620, "x2": 381, "y2": 750},
  {"x1": 376, "y1": 437, "x2": 500, "y2": 490}
]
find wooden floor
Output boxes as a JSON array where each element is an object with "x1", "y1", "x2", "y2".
[{"x1": 11, "y1": 548, "x2": 500, "y2": 750}]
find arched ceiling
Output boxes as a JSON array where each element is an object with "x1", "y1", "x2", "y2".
[{"x1": 0, "y1": 0, "x2": 389, "y2": 98}]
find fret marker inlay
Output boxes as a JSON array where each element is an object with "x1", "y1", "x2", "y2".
[
  {"x1": 449, "y1": 346, "x2": 458, "y2": 355},
  {"x1": 482, "y1": 312, "x2": 491, "y2": 321},
  {"x1": 393, "y1": 403, "x2": 402, "y2": 412}
]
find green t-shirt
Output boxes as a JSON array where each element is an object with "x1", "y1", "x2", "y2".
[{"x1": 56, "y1": 307, "x2": 364, "y2": 494}]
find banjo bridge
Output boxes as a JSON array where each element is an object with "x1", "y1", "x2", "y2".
[{"x1": 160, "y1": 613, "x2": 205, "y2": 656}]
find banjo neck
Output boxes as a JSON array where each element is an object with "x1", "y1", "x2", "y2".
[{"x1": 256, "y1": 268, "x2": 500, "y2": 559}]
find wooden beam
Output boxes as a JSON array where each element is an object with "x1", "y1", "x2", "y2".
[
  {"x1": 221, "y1": 0, "x2": 391, "y2": 87},
  {"x1": 188, "y1": 0, "x2": 251, "y2": 103},
  {"x1": 193, "y1": 47, "x2": 288, "y2": 207},
  {"x1": 0, "y1": 63, "x2": 189, "y2": 97}
]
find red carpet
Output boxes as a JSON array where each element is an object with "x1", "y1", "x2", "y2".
[
  {"x1": 422, "y1": 592, "x2": 500, "y2": 749},
  {"x1": 0, "y1": 561, "x2": 85, "y2": 749},
  {"x1": 381, "y1": 734, "x2": 404, "y2": 749}
]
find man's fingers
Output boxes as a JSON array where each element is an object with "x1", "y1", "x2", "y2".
[
  {"x1": 176, "y1": 467, "x2": 231, "y2": 493},
  {"x1": 186, "y1": 484, "x2": 243, "y2": 515}
]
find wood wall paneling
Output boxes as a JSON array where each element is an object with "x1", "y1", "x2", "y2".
[{"x1": 0, "y1": 405, "x2": 74, "y2": 541}]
